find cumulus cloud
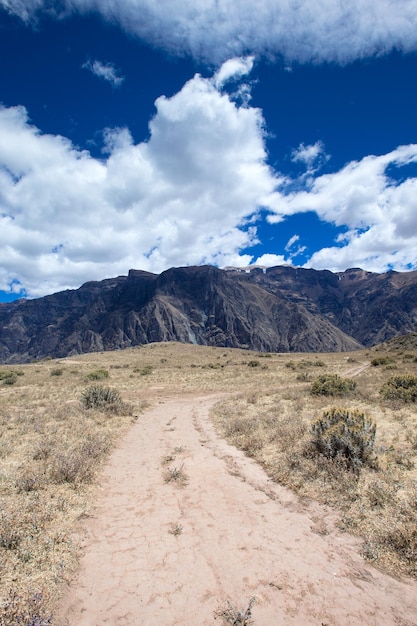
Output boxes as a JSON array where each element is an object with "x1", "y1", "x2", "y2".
[
  {"x1": 0, "y1": 62, "x2": 278, "y2": 297},
  {"x1": 266, "y1": 145, "x2": 417, "y2": 272},
  {"x1": 2, "y1": 0, "x2": 417, "y2": 64},
  {"x1": 82, "y1": 59, "x2": 125, "y2": 87},
  {"x1": 253, "y1": 253, "x2": 288, "y2": 267}
]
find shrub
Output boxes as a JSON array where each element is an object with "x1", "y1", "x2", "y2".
[
  {"x1": 0, "y1": 590, "x2": 52, "y2": 626},
  {"x1": 50, "y1": 368, "x2": 64, "y2": 376},
  {"x1": 15, "y1": 465, "x2": 44, "y2": 493},
  {"x1": 201, "y1": 362, "x2": 222, "y2": 370},
  {"x1": 0, "y1": 513, "x2": 22, "y2": 549},
  {"x1": 133, "y1": 365, "x2": 153, "y2": 375},
  {"x1": 285, "y1": 361, "x2": 296, "y2": 370},
  {"x1": 80, "y1": 385, "x2": 121, "y2": 410},
  {"x1": 0, "y1": 370, "x2": 19, "y2": 385},
  {"x1": 49, "y1": 449, "x2": 93, "y2": 484},
  {"x1": 380, "y1": 375, "x2": 417, "y2": 403},
  {"x1": 3, "y1": 372, "x2": 18, "y2": 385},
  {"x1": 311, "y1": 407, "x2": 376, "y2": 472},
  {"x1": 86, "y1": 369, "x2": 109, "y2": 381},
  {"x1": 371, "y1": 356, "x2": 392, "y2": 367},
  {"x1": 310, "y1": 374, "x2": 356, "y2": 397},
  {"x1": 247, "y1": 360, "x2": 260, "y2": 367}
]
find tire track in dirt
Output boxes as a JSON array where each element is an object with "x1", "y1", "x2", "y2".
[
  {"x1": 57, "y1": 395, "x2": 417, "y2": 625},
  {"x1": 342, "y1": 361, "x2": 370, "y2": 378}
]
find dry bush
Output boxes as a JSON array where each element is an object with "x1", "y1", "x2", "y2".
[
  {"x1": 371, "y1": 356, "x2": 393, "y2": 367},
  {"x1": 85, "y1": 368, "x2": 109, "y2": 381},
  {"x1": 214, "y1": 597, "x2": 255, "y2": 625},
  {"x1": 213, "y1": 348, "x2": 417, "y2": 577},
  {"x1": 81, "y1": 385, "x2": 133, "y2": 415},
  {"x1": 380, "y1": 374, "x2": 417, "y2": 402},
  {"x1": 0, "y1": 589, "x2": 52, "y2": 626},
  {"x1": 50, "y1": 368, "x2": 64, "y2": 376},
  {"x1": 311, "y1": 407, "x2": 376, "y2": 472},
  {"x1": 310, "y1": 374, "x2": 356, "y2": 397}
]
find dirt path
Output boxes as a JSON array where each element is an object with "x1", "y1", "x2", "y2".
[
  {"x1": 342, "y1": 361, "x2": 370, "y2": 378},
  {"x1": 57, "y1": 395, "x2": 417, "y2": 625}
]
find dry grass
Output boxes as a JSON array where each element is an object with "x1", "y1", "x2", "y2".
[
  {"x1": 214, "y1": 597, "x2": 255, "y2": 625},
  {"x1": 163, "y1": 463, "x2": 189, "y2": 487},
  {"x1": 213, "y1": 342, "x2": 417, "y2": 578},
  {"x1": 1, "y1": 339, "x2": 416, "y2": 622}
]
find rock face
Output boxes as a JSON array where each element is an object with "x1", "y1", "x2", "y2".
[{"x1": 0, "y1": 265, "x2": 416, "y2": 363}]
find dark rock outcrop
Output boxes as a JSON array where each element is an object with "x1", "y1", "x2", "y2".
[{"x1": 1, "y1": 265, "x2": 416, "y2": 363}]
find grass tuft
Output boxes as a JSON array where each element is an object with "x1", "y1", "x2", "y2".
[{"x1": 214, "y1": 597, "x2": 255, "y2": 625}]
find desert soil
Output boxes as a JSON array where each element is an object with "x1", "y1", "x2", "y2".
[{"x1": 57, "y1": 394, "x2": 417, "y2": 626}]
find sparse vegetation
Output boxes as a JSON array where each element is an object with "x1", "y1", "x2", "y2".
[
  {"x1": 81, "y1": 385, "x2": 123, "y2": 411},
  {"x1": 311, "y1": 407, "x2": 376, "y2": 472},
  {"x1": 2, "y1": 372, "x2": 18, "y2": 385},
  {"x1": 86, "y1": 368, "x2": 109, "y2": 380},
  {"x1": 0, "y1": 369, "x2": 23, "y2": 381},
  {"x1": 1, "y1": 339, "x2": 417, "y2": 621},
  {"x1": 50, "y1": 367, "x2": 64, "y2": 376},
  {"x1": 214, "y1": 597, "x2": 255, "y2": 625},
  {"x1": 133, "y1": 365, "x2": 153, "y2": 376},
  {"x1": 310, "y1": 373, "x2": 356, "y2": 397},
  {"x1": 168, "y1": 523, "x2": 183, "y2": 536},
  {"x1": 371, "y1": 356, "x2": 393, "y2": 367},
  {"x1": 0, "y1": 590, "x2": 52, "y2": 626},
  {"x1": 163, "y1": 463, "x2": 188, "y2": 486},
  {"x1": 380, "y1": 374, "x2": 417, "y2": 402},
  {"x1": 213, "y1": 338, "x2": 417, "y2": 576}
]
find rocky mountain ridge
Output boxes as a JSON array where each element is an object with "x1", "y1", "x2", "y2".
[{"x1": 0, "y1": 265, "x2": 416, "y2": 363}]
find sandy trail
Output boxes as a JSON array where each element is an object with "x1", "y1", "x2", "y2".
[{"x1": 57, "y1": 395, "x2": 417, "y2": 625}]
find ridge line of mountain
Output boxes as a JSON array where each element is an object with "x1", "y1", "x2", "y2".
[{"x1": 0, "y1": 264, "x2": 416, "y2": 363}]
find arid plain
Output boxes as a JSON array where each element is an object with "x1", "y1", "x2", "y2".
[{"x1": 1, "y1": 339, "x2": 417, "y2": 624}]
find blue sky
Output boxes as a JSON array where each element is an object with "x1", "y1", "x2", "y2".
[{"x1": 1, "y1": 1, "x2": 417, "y2": 301}]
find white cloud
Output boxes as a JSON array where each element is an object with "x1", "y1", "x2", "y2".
[
  {"x1": 0, "y1": 61, "x2": 277, "y2": 297},
  {"x1": 285, "y1": 234, "x2": 299, "y2": 251},
  {"x1": 266, "y1": 145, "x2": 417, "y2": 272},
  {"x1": 82, "y1": 59, "x2": 125, "y2": 87},
  {"x1": 2, "y1": 0, "x2": 417, "y2": 64},
  {"x1": 252, "y1": 253, "x2": 288, "y2": 267},
  {"x1": 291, "y1": 141, "x2": 329, "y2": 174},
  {"x1": 214, "y1": 56, "x2": 255, "y2": 88},
  {"x1": 2, "y1": 74, "x2": 417, "y2": 297}
]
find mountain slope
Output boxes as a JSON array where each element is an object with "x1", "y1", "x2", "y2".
[{"x1": 1, "y1": 265, "x2": 416, "y2": 363}]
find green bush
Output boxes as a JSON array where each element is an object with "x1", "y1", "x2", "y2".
[
  {"x1": 380, "y1": 375, "x2": 417, "y2": 403},
  {"x1": 371, "y1": 356, "x2": 392, "y2": 367},
  {"x1": 311, "y1": 407, "x2": 376, "y2": 472},
  {"x1": 0, "y1": 370, "x2": 22, "y2": 380},
  {"x1": 310, "y1": 374, "x2": 356, "y2": 397},
  {"x1": 86, "y1": 369, "x2": 109, "y2": 381},
  {"x1": 133, "y1": 365, "x2": 153, "y2": 375},
  {"x1": 50, "y1": 368, "x2": 64, "y2": 376},
  {"x1": 81, "y1": 385, "x2": 121, "y2": 410},
  {"x1": 2, "y1": 372, "x2": 18, "y2": 385}
]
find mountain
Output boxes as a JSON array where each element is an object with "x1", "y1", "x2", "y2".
[{"x1": 0, "y1": 265, "x2": 416, "y2": 363}]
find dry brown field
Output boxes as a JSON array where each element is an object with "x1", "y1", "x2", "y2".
[{"x1": 0, "y1": 338, "x2": 416, "y2": 623}]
